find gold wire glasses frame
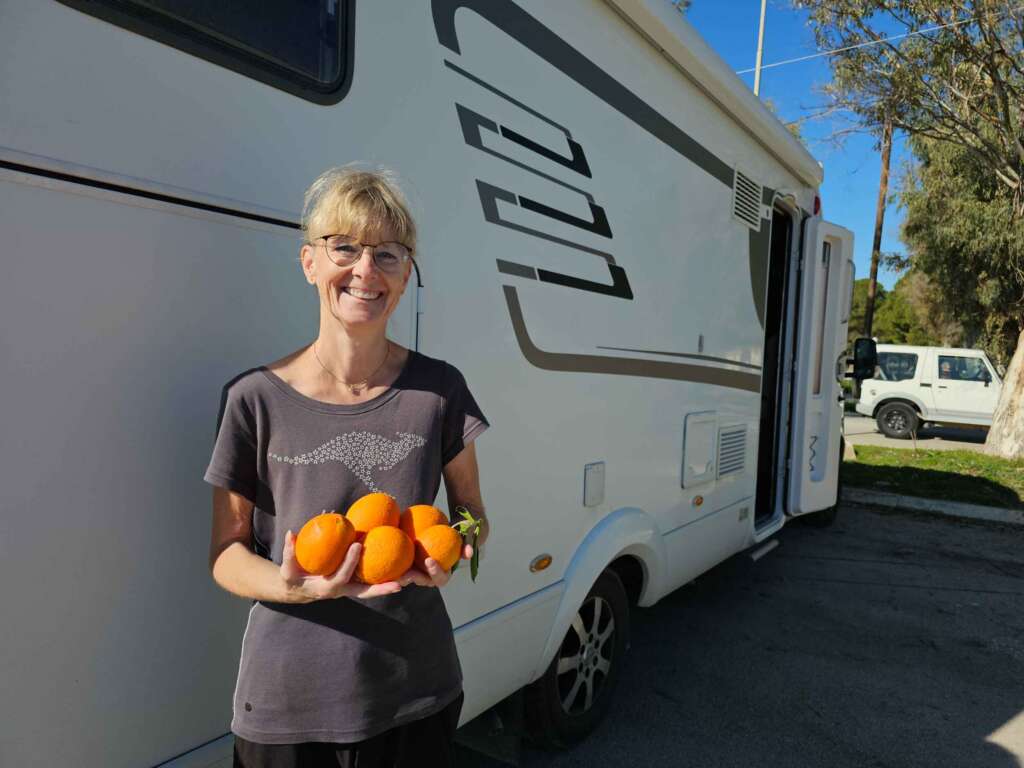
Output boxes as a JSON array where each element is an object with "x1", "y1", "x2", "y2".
[{"x1": 314, "y1": 234, "x2": 413, "y2": 273}]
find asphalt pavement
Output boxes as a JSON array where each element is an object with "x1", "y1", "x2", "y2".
[
  {"x1": 844, "y1": 413, "x2": 989, "y2": 452},
  {"x1": 456, "y1": 503, "x2": 1024, "y2": 767}
]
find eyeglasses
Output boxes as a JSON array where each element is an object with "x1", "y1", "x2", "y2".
[{"x1": 314, "y1": 234, "x2": 412, "y2": 274}]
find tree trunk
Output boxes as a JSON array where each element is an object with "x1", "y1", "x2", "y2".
[
  {"x1": 863, "y1": 119, "x2": 893, "y2": 338},
  {"x1": 985, "y1": 328, "x2": 1024, "y2": 459}
]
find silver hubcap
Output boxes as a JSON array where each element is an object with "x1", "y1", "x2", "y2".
[
  {"x1": 885, "y1": 411, "x2": 907, "y2": 431},
  {"x1": 556, "y1": 595, "x2": 615, "y2": 715}
]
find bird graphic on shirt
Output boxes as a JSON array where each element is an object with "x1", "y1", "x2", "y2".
[{"x1": 269, "y1": 431, "x2": 427, "y2": 493}]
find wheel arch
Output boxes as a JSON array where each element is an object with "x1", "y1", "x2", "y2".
[
  {"x1": 529, "y1": 507, "x2": 665, "y2": 681},
  {"x1": 872, "y1": 396, "x2": 927, "y2": 418}
]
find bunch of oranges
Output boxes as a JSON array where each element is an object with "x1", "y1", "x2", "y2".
[{"x1": 294, "y1": 492, "x2": 463, "y2": 584}]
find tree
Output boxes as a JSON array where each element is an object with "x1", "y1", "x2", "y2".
[
  {"x1": 797, "y1": 1, "x2": 1024, "y2": 211},
  {"x1": 798, "y1": 0, "x2": 1024, "y2": 457},
  {"x1": 900, "y1": 134, "x2": 1024, "y2": 454}
]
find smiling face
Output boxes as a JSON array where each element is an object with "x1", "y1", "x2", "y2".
[{"x1": 302, "y1": 226, "x2": 413, "y2": 334}]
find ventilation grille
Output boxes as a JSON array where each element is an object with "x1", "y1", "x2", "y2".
[
  {"x1": 717, "y1": 425, "x2": 747, "y2": 478},
  {"x1": 732, "y1": 170, "x2": 763, "y2": 230}
]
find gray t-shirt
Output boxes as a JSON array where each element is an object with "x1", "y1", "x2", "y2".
[{"x1": 203, "y1": 350, "x2": 489, "y2": 744}]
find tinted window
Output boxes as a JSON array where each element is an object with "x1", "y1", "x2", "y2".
[
  {"x1": 59, "y1": 0, "x2": 351, "y2": 104},
  {"x1": 938, "y1": 355, "x2": 990, "y2": 382},
  {"x1": 875, "y1": 352, "x2": 918, "y2": 381}
]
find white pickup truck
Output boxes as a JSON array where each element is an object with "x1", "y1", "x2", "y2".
[{"x1": 855, "y1": 344, "x2": 1002, "y2": 438}]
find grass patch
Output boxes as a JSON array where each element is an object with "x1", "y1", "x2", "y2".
[{"x1": 844, "y1": 445, "x2": 1024, "y2": 509}]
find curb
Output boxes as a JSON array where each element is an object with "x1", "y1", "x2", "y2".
[{"x1": 841, "y1": 487, "x2": 1024, "y2": 527}]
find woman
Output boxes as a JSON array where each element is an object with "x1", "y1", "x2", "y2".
[{"x1": 205, "y1": 167, "x2": 489, "y2": 768}]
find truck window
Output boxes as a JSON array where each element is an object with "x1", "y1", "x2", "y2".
[
  {"x1": 875, "y1": 352, "x2": 917, "y2": 381},
  {"x1": 938, "y1": 355, "x2": 990, "y2": 382},
  {"x1": 58, "y1": 0, "x2": 351, "y2": 104}
]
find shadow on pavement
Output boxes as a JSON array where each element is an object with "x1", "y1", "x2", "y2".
[{"x1": 456, "y1": 506, "x2": 1024, "y2": 767}]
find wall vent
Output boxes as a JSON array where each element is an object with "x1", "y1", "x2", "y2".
[
  {"x1": 732, "y1": 170, "x2": 763, "y2": 230},
  {"x1": 717, "y1": 425, "x2": 747, "y2": 478}
]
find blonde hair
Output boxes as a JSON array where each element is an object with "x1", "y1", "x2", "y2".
[{"x1": 301, "y1": 166, "x2": 417, "y2": 251}]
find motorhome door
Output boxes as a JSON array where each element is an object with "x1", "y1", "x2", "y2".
[{"x1": 788, "y1": 218, "x2": 854, "y2": 516}]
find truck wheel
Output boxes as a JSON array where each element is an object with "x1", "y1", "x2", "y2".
[
  {"x1": 525, "y1": 569, "x2": 630, "y2": 749},
  {"x1": 876, "y1": 402, "x2": 918, "y2": 439}
]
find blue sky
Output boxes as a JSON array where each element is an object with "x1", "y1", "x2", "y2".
[{"x1": 687, "y1": 1, "x2": 906, "y2": 290}]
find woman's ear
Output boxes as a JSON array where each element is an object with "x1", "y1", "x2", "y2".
[{"x1": 300, "y1": 244, "x2": 316, "y2": 285}]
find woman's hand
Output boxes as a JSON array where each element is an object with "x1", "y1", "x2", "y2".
[
  {"x1": 398, "y1": 540, "x2": 475, "y2": 588},
  {"x1": 280, "y1": 530, "x2": 403, "y2": 601}
]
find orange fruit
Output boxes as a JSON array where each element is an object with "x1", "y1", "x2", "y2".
[
  {"x1": 346, "y1": 492, "x2": 400, "y2": 539},
  {"x1": 294, "y1": 512, "x2": 356, "y2": 576},
  {"x1": 400, "y1": 504, "x2": 448, "y2": 540},
  {"x1": 414, "y1": 524, "x2": 463, "y2": 573},
  {"x1": 355, "y1": 525, "x2": 414, "y2": 584}
]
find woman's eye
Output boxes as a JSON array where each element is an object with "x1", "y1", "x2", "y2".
[
  {"x1": 335, "y1": 245, "x2": 359, "y2": 254},
  {"x1": 377, "y1": 251, "x2": 399, "y2": 265}
]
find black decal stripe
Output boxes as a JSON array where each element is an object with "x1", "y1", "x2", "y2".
[
  {"x1": 0, "y1": 159, "x2": 299, "y2": 229},
  {"x1": 444, "y1": 59, "x2": 572, "y2": 137},
  {"x1": 596, "y1": 346, "x2": 763, "y2": 371},
  {"x1": 517, "y1": 195, "x2": 612, "y2": 238},
  {"x1": 504, "y1": 286, "x2": 761, "y2": 392},
  {"x1": 455, "y1": 104, "x2": 595, "y2": 201},
  {"x1": 497, "y1": 260, "x2": 538, "y2": 279},
  {"x1": 477, "y1": 180, "x2": 616, "y2": 264},
  {"x1": 499, "y1": 125, "x2": 592, "y2": 178},
  {"x1": 433, "y1": 0, "x2": 734, "y2": 187},
  {"x1": 537, "y1": 264, "x2": 633, "y2": 299}
]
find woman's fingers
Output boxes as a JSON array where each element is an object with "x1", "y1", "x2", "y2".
[
  {"x1": 423, "y1": 558, "x2": 450, "y2": 587},
  {"x1": 280, "y1": 530, "x2": 303, "y2": 584},
  {"x1": 462, "y1": 543, "x2": 474, "y2": 560},
  {"x1": 327, "y1": 541, "x2": 362, "y2": 587}
]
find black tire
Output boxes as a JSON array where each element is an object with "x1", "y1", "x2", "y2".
[
  {"x1": 876, "y1": 402, "x2": 918, "y2": 439},
  {"x1": 525, "y1": 569, "x2": 630, "y2": 749}
]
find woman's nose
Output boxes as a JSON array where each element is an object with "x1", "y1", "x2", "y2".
[{"x1": 352, "y1": 247, "x2": 380, "y2": 278}]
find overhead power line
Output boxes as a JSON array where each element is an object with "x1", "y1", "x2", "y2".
[{"x1": 735, "y1": 11, "x2": 1007, "y2": 75}]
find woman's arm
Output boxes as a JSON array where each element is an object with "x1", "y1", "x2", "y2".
[
  {"x1": 209, "y1": 487, "x2": 402, "y2": 603},
  {"x1": 442, "y1": 442, "x2": 488, "y2": 551}
]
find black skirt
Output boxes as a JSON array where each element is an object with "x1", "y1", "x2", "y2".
[{"x1": 233, "y1": 692, "x2": 464, "y2": 768}]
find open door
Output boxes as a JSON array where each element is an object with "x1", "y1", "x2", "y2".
[{"x1": 788, "y1": 218, "x2": 854, "y2": 516}]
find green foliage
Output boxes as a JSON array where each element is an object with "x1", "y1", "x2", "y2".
[
  {"x1": 899, "y1": 134, "x2": 1024, "y2": 364},
  {"x1": 846, "y1": 273, "x2": 949, "y2": 347},
  {"x1": 795, "y1": 1, "x2": 1024, "y2": 206}
]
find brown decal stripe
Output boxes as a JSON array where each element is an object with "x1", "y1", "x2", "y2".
[
  {"x1": 595, "y1": 346, "x2": 763, "y2": 371},
  {"x1": 504, "y1": 286, "x2": 762, "y2": 393}
]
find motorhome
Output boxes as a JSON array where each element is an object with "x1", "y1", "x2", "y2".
[{"x1": 0, "y1": 1, "x2": 859, "y2": 765}]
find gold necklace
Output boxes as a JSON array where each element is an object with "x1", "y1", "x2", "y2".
[{"x1": 312, "y1": 341, "x2": 390, "y2": 396}]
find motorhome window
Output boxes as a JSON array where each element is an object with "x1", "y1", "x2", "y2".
[
  {"x1": 875, "y1": 352, "x2": 917, "y2": 381},
  {"x1": 938, "y1": 355, "x2": 989, "y2": 382},
  {"x1": 811, "y1": 241, "x2": 832, "y2": 396},
  {"x1": 58, "y1": 0, "x2": 351, "y2": 104}
]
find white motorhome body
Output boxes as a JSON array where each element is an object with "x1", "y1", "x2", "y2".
[{"x1": 0, "y1": 1, "x2": 854, "y2": 764}]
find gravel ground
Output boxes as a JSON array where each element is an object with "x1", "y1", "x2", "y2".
[{"x1": 456, "y1": 503, "x2": 1024, "y2": 767}]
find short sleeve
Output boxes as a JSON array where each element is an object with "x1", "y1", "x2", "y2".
[
  {"x1": 204, "y1": 381, "x2": 259, "y2": 503},
  {"x1": 441, "y1": 364, "x2": 490, "y2": 466}
]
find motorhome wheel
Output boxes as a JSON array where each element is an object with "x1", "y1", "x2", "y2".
[{"x1": 525, "y1": 569, "x2": 629, "y2": 748}]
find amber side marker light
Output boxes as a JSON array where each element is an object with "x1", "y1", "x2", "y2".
[
  {"x1": 530, "y1": 554, "x2": 553, "y2": 572},
  {"x1": 693, "y1": 495, "x2": 704, "y2": 507}
]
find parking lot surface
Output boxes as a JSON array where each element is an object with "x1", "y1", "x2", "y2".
[{"x1": 457, "y1": 503, "x2": 1024, "y2": 767}]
